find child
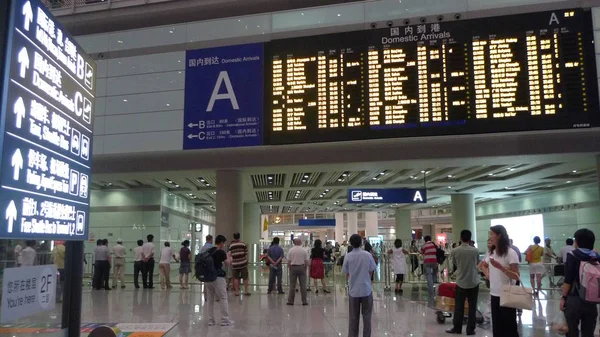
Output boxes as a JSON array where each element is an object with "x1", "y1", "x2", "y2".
[{"x1": 388, "y1": 239, "x2": 409, "y2": 293}]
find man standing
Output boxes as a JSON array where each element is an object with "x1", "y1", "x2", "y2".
[
  {"x1": 228, "y1": 233, "x2": 250, "y2": 296},
  {"x1": 559, "y1": 238, "x2": 575, "y2": 264},
  {"x1": 93, "y1": 239, "x2": 110, "y2": 290},
  {"x1": 267, "y1": 237, "x2": 285, "y2": 294},
  {"x1": 420, "y1": 235, "x2": 438, "y2": 307},
  {"x1": 544, "y1": 237, "x2": 557, "y2": 287},
  {"x1": 510, "y1": 239, "x2": 522, "y2": 263},
  {"x1": 205, "y1": 235, "x2": 234, "y2": 326},
  {"x1": 446, "y1": 230, "x2": 480, "y2": 336},
  {"x1": 343, "y1": 234, "x2": 377, "y2": 337},
  {"x1": 287, "y1": 238, "x2": 310, "y2": 305},
  {"x1": 201, "y1": 235, "x2": 214, "y2": 253},
  {"x1": 112, "y1": 239, "x2": 126, "y2": 289},
  {"x1": 142, "y1": 234, "x2": 156, "y2": 289},
  {"x1": 133, "y1": 240, "x2": 144, "y2": 289}
]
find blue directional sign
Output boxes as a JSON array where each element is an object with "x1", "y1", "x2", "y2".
[
  {"x1": 183, "y1": 43, "x2": 263, "y2": 150},
  {"x1": 298, "y1": 219, "x2": 336, "y2": 227},
  {"x1": 347, "y1": 188, "x2": 427, "y2": 204},
  {"x1": 0, "y1": 0, "x2": 95, "y2": 239}
]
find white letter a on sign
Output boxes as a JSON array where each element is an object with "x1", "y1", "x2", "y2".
[
  {"x1": 413, "y1": 191, "x2": 423, "y2": 202},
  {"x1": 206, "y1": 71, "x2": 239, "y2": 112}
]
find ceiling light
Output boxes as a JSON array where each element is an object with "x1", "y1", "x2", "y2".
[
  {"x1": 447, "y1": 175, "x2": 453, "y2": 178},
  {"x1": 169, "y1": 30, "x2": 174, "y2": 34},
  {"x1": 572, "y1": 170, "x2": 578, "y2": 173},
  {"x1": 566, "y1": 181, "x2": 572, "y2": 184},
  {"x1": 123, "y1": 99, "x2": 128, "y2": 102},
  {"x1": 268, "y1": 176, "x2": 273, "y2": 180},
  {"x1": 206, "y1": 184, "x2": 211, "y2": 187},
  {"x1": 174, "y1": 184, "x2": 180, "y2": 188},
  {"x1": 337, "y1": 13, "x2": 341, "y2": 17},
  {"x1": 372, "y1": 177, "x2": 378, "y2": 180},
  {"x1": 421, "y1": 170, "x2": 426, "y2": 173},
  {"x1": 509, "y1": 168, "x2": 515, "y2": 171},
  {"x1": 199, "y1": 178, "x2": 205, "y2": 182},
  {"x1": 337, "y1": 178, "x2": 342, "y2": 182},
  {"x1": 342, "y1": 173, "x2": 348, "y2": 177},
  {"x1": 448, "y1": 186, "x2": 452, "y2": 189},
  {"x1": 304, "y1": 175, "x2": 309, "y2": 178},
  {"x1": 379, "y1": 172, "x2": 386, "y2": 175},
  {"x1": 409, "y1": 176, "x2": 414, "y2": 179},
  {"x1": 325, "y1": 189, "x2": 330, "y2": 192},
  {"x1": 117, "y1": 40, "x2": 123, "y2": 44},
  {"x1": 488, "y1": 173, "x2": 494, "y2": 176}
]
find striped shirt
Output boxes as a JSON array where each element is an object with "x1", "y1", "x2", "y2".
[
  {"x1": 228, "y1": 240, "x2": 248, "y2": 270},
  {"x1": 421, "y1": 241, "x2": 437, "y2": 264}
]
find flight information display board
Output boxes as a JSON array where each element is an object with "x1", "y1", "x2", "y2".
[
  {"x1": 0, "y1": 0, "x2": 95, "y2": 239},
  {"x1": 265, "y1": 9, "x2": 598, "y2": 144}
]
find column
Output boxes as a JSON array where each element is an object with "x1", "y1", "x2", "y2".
[
  {"x1": 365, "y1": 212, "x2": 379, "y2": 237},
  {"x1": 243, "y1": 203, "x2": 261, "y2": 263},
  {"x1": 216, "y1": 170, "x2": 243, "y2": 238},
  {"x1": 451, "y1": 193, "x2": 476, "y2": 245},
  {"x1": 394, "y1": 209, "x2": 412, "y2": 242},
  {"x1": 335, "y1": 213, "x2": 345, "y2": 243},
  {"x1": 347, "y1": 212, "x2": 358, "y2": 237},
  {"x1": 422, "y1": 224, "x2": 433, "y2": 238}
]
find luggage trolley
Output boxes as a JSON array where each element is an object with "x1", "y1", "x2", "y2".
[{"x1": 434, "y1": 283, "x2": 484, "y2": 324}]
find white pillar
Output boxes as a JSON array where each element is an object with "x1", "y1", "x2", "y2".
[
  {"x1": 365, "y1": 212, "x2": 378, "y2": 237},
  {"x1": 347, "y1": 212, "x2": 358, "y2": 237},
  {"x1": 422, "y1": 224, "x2": 433, "y2": 237},
  {"x1": 216, "y1": 170, "x2": 242, "y2": 238},
  {"x1": 451, "y1": 194, "x2": 476, "y2": 245},
  {"x1": 335, "y1": 213, "x2": 345, "y2": 243},
  {"x1": 395, "y1": 210, "x2": 412, "y2": 242},
  {"x1": 243, "y1": 203, "x2": 261, "y2": 263}
]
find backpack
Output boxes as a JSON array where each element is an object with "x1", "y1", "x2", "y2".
[
  {"x1": 525, "y1": 246, "x2": 540, "y2": 263},
  {"x1": 195, "y1": 247, "x2": 218, "y2": 282},
  {"x1": 577, "y1": 260, "x2": 600, "y2": 303},
  {"x1": 436, "y1": 246, "x2": 446, "y2": 265}
]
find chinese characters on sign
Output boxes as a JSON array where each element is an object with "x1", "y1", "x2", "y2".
[
  {"x1": 183, "y1": 43, "x2": 264, "y2": 150},
  {"x1": 0, "y1": 0, "x2": 95, "y2": 239},
  {"x1": 1, "y1": 265, "x2": 58, "y2": 323}
]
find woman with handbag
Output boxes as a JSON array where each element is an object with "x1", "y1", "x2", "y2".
[
  {"x1": 524, "y1": 236, "x2": 544, "y2": 296},
  {"x1": 481, "y1": 225, "x2": 521, "y2": 337}
]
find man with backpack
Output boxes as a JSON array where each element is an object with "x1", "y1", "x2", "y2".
[
  {"x1": 196, "y1": 235, "x2": 234, "y2": 326},
  {"x1": 561, "y1": 228, "x2": 600, "y2": 337}
]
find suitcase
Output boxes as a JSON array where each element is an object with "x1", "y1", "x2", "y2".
[{"x1": 438, "y1": 283, "x2": 457, "y2": 298}]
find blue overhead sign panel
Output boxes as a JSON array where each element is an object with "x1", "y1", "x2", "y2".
[
  {"x1": 0, "y1": 0, "x2": 95, "y2": 239},
  {"x1": 183, "y1": 43, "x2": 264, "y2": 150},
  {"x1": 348, "y1": 189, "x2": 427, "y2": 204},
  {"x1": 298, "y1": 219, "x2": 336, "y2": 227}
]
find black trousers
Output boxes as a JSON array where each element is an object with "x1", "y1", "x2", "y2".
[
  {"x1": 93, "y1": 261, "x2": 110, "y2": 290},
  {"x1": 453, "y1": 284, "x2": 479, "y2": 333},
  {"x1": 565, "y1": 295, "x2": 598, "y2": 337},
  {"x1": 134, "y1": 261, "x2": 143, "y2": 288},
  {"x1": 142, "y1": 259, "x2": 155, "y2": 288},
  {"x1": 491, "y1": 295, "x2": 518, "y2": 337}
]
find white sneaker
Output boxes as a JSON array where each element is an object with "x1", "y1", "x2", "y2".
[{"x1": 208, "y1": 319, "x2": 216, "y2": 326}]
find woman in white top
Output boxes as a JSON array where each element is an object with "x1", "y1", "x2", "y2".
[
  {"x1": 388, "y1": 239, "x2": 409, "y2": 293},
  {"x1": 21, "y1": 240, "x2": 37, "y2": 267},
  {"x1": 159, "y1": 242, "x2": 178, "y2": 290},
  {"x1": 481, "y1": 225, "x2": 520, "y2": 337}
]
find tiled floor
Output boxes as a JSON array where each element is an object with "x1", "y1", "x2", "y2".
[{"x1": 76, "y1": 283, "x2": 565, "y2": 337}]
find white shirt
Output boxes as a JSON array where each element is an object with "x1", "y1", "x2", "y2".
[
  {"x1": 160, "y1": 247, "x2": 173, "y2": 264},
  {"x1": 288, "y1": 245, "x2": 310, "y2": 266},
  {"x1": 560, "y1": 245, "x2": 576, "y2": 263},
  {"x1": 392, "y1": 248, "x2": 407, "y2": 274},
  {"x1": 134, "y1": 246, "x2": 144, "y2": 262},
  {"x1": 14, "y1": 245, "x2": 23, "y2": 265},
  {"x1": 21, "y1": 247, "x2": 36, "y2": 266},
  {"x1": 142, "y1": 242, "x2": 155, "y2": 260},
  {"x1": 487, "y1": 248, "x2": 519, "y2": 297},
  {"x1": 112, "y1": 244, "x2": 126, "y2": 258}
]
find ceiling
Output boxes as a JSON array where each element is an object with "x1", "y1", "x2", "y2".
[{"x1": 91, "y1": 153, "x2": 599, "y2": 214}]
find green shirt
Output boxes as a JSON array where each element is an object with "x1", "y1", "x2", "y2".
[{"x1": 452, "y1": 243, "x2": 480, "y2": 289}]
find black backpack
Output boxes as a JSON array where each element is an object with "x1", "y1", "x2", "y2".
[
  {"x1": 195, "y1": 247, "x2": 218, "y2": 282},
  {"x1": 435, "y1": 245, "x2": 446, "y2": 265}
]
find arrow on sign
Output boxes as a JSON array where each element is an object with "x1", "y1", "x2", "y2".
[
  {"x1": 17, "y1": 48, "x2": 29, "y2": 79},
  {"x1": 6, "y1": 201, "x2": 17, "y2": 233},
  {"x1": 22, "y1": 1, "x2": 33, "y2": 32},
  {"x1": 14, "y1": 97, "x2": 25, "y2": 129},
  {"x1": 188, "y1": 122, "x2": 199, "y2": 128},
  {"x1": 11, "y1": 149, "x2": 23, "y2": 181},
  {"x1": 187, "y1": 134, "x2": 198, "y2": 139}
]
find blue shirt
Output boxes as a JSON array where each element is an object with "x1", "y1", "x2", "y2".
[
  {"x1": 342, "y1": 248, "x2": 377, "y2": 298},
  {"x1": 201, "y1": 243, "x2": 213, "y2": 253},
  {"x1": 268, "y1": 244, "x2": 285, "y2": 263}
]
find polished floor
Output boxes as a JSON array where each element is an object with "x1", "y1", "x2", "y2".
[{"x1": 73, "y1": 282, "x2": 569, "y2": 337}]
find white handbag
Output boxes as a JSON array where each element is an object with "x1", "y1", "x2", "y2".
[{"x1": 500, "y1": 281, "x2": 533, "y2": 310}]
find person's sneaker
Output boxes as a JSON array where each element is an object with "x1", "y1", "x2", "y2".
[
  {"x1": 278, "y1": 291, "x2": 285, "y2": 294},
  {"x1": 208, "y1": 320, "x2": 216, "y2": 326},
  {"x1": 221, "y1": 320, "x2": 234, "y2": 327}
]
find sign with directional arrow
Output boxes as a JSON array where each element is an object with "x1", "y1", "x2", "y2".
[
  {"x1": 0, "y1": 0, "x2": 96, "y2": 239},
  {"x1": 183, "y1": 43, "x2": 264, "y2": 150}
]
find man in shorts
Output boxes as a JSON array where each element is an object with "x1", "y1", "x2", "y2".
[{"x1": 228, "y1": 233, "x2": 250, "y2": 296}]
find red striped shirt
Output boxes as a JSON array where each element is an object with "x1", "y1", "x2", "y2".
[{"x1": 421, "y1": 242, "x2": 437, "y2": 264}]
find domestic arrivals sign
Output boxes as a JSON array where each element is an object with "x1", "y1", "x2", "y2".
[
  {"x1": 183, "y1": 43, "x2": 264, "y2": 150},
  {"x1": 347, "y1": 188, "x2": 427, "y2": 204},
  {"x1": 0, "y1": 0, "x2": 95, "y2": 239}
]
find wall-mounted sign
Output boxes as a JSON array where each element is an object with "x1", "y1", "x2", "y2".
[
  {"x1": 0, "y1": 0, "x2": 95, "y2": 240},
  {"x1": 298, "y1": 219, "x2": 336, "y2": 227},
  {"x1": 1, "y1": 265, "x2": 58, "y2": 323},
  {"x1": 183, "y1": 43, "x2": 264, "y2": 150},
  {"x1": 347, "y1": 188, "x2": 427, "y2": 204}
]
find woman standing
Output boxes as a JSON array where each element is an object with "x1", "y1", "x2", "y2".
[
  {"x1": 525, "y1": 236, "x2": 544, "y2": 296},
  {"x1": 481, "y1": 225, "x2": 520, "y2": 337},
  {"x1": 179, "y1": 240, "x2": 192, "y2": 289},
  {"x1": 409, "y1": 240, "x2": 419, "y2": 274},
  {"x1": 388, "y1": 239, "x2": 409, "y2": 293},
  {"x1": 310, "y1": 240, "x2": 330, "y2": 293}
]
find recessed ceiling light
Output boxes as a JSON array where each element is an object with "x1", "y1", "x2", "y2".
[
  {"x1": 379, "y1": 172, "x2": 385, "y2": 175},
  {"x1": 448, "y1": 186, "x2": 452, "y2": 189},
  {"x1": 572, "y1": 170, "x2": 578, "y2": 173},
  {"x1": 325, "y1": 189, "x2": 330, "y2": 192},
  {"x1": 301, "y1": 13, "x2": 304, "y2": 15},
  {"x1": 447, "y1": 175, "x2": 453, "y2": 178},
  {"x1": 337, "y1": 13, "x2": 341, "y2": 17},
  {"x1": 509, "y1": 168, "x2": 515, "y2": 171},
  {"x1": 268, "y1": 176, "x2": 273, "y2": 180},
  {"x1": 174, "y1": 184, "x2": 180, "y2": 188},
  {"x1": 169, "y1": 30, "x2": 174, "y2": 34},
  {"x1": 123, "y1": 99, "x2": 128, "y2": 102},
  {"x1": 199, "y1": 178, "x2": 205, "y2": 182},
  {"x1": 342, "y1": 173, "x2": 348, "y2": 177},
  {"x1": 304, "y1": 175, "x2": 309, "y2": 178},
  {"x1": 566, "y1": 181, "x2": 572, "y2": 184},
  {"x1": 337, "y1": 178, "x2": 342, "y2": 182},
  {"x1": 421, "y1": 170, "x2": 426, "y2": 173},
  {"x1": 372, "y1": 177, "x2": 378, "y2": 180},
  {"x1": 206, "y1": 183, "x2": 211, "y2": 187},
  {"x1": 117, "y1": 40, "x2": 123, "y2": 44},
  {"x1": 488, "y1": 173, "x2": 494, "y2": 176}
]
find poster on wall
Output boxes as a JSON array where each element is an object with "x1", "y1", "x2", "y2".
[
  {"x1": 0, "y1": 0, "x2": 96, "y2": 239},
  {"x1": 183, "y1": 43, "x2": 264, "y2": 150}
]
